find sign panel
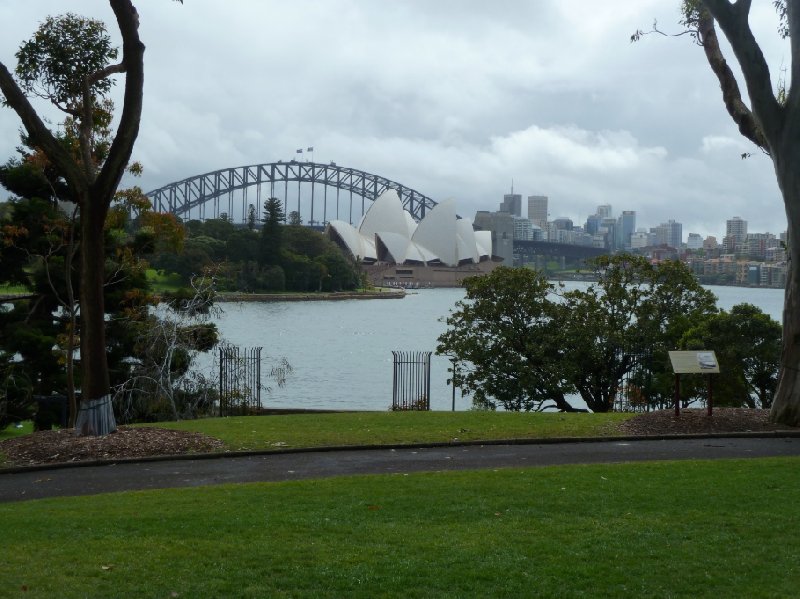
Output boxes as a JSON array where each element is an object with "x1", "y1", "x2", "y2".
[{"x1": 668, "y1": 350, "x2": 720, "y2": 374}]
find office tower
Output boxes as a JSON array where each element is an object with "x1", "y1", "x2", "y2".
[
  {"x1": 474, "y1": 210, "x2": 514, "y2": 264},
  {"x1": 601, "y1": 217, "x2": 617, "y2": 249},
  {"x1": 513, "y1": 217, "x2": 534, "y2": 241},
  {"x1": 552, "y1": 217, "x2": 573, "y2": 231},
  {"x1": 585, "y1": 214, "x2": 602, "y2": 236},
  {"x1": 652, "y1": 220, "x2": 683, "y2": 248},
  {"x1": 500, "y1": 193, "x2": 522, "y2": 217},
  {"x1": 596, "y1": 204, "x2": 612, "y2": 219},
  {"x1": 686, "y1": 233, "x2": 703, "y2": 250},
  {"x1": 617, "y1": 210, "x2": 636, "y2": 249},
  {"x1": 527, "y1": 195, "x2": 548, "y2": 227},
  {"x1": 630, "y1": 229, "x2": 651, "y2": 249}
]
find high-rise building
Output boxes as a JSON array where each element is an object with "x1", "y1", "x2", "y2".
[
  {"x1": 725, "y1": 216, "x2": 748, "y2": 253},
  {"x1": 473, "y1": 210, "x2": 514, "y2": 263},
  {"x1": 630, "y1": 229, "x2": 651, "y2": 249},
  {"x1": 726, "y1": 216, "x2": 748, "y2": 241},
  {"x1": 585, "y1": 214, "x2": 602, "y2": 236},
  {"x1": 596, "y1": 204, "x2": 612, "y2": 219},
  {"x1": 617, "y1": 210, "x2": 636, "y2": 249},
  {"x1": 600, "y1": 217, "x2": 617, "y2": 250},
  {"x1": 513, "y1": 217, "x2": 534, "y2": 241},
  {"x1": 527, "y1": 195, "x2": 548, "y2": 227},
  {"x1": 652, "y1": 220, "x2": 682, "y2": 248},
  {"x1": 686, "y1": 233, "x2": 703, "y2": 250},
  {"x1": 552, "y1": 217, "x2": 573, "y2": 231},
  {"x1": 500, "y1": 193, "x2": 522, "y2": 217}
]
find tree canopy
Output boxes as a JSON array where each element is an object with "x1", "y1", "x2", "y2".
[{"x1": 438, "y1": 257, "x2": 725, "y2": 413}]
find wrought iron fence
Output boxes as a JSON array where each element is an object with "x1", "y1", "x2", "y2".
[
  {"x1": 392, "y1": 351, "x2": 431, "y2": 411},
  {"x1": 614, "y1": 350, "x2": 657, "y2": 412},
  {"x1": 219, "y1": 346, "x2": 262, "y2": 416}
]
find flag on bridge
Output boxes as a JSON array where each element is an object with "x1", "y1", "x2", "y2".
[
  {"x1": 307, "y1": 146, "x2": 314, "y2": 152},
  {"x1": 296, "y1": 148, "x2": 303, "y2": 153}
]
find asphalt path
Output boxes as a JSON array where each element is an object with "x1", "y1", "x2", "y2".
[{"x1": 1, "y1": 436, "x2": 799, "y2": 503}]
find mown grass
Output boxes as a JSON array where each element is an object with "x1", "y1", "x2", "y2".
[
  {"x1": 139, "y1": 411, "x2": 634, "y2": 451},
  {"x1": 2, "y1": 457, "x2": 798, "y2": 598},
  {"x1": 145, "y1": 268, "x2": 185, "y2": 293},
  {"x1": 0, "y1": 420, "x2": 32, "y2": 439},
  {"x1": 0, "y1": 282, "x2": 31, "y2": 294}
]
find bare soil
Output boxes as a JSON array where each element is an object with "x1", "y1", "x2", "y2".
[{"x1": 0, "y1": 409, "x2": 796, "y2": 468}]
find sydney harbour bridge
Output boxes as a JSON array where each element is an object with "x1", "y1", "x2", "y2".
[
  {"x1": 144, "y1": 161, "x2": 438, "y2": 225},
  {"x1": 144, "y1": 161, "x2": 606, "y2": 261}
]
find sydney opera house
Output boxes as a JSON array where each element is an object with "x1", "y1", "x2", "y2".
[{"x1": 326, "y1": 190, "x2": 500, "y2": 287}]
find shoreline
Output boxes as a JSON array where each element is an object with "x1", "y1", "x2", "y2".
[{"x1": 215, "y1": 288, "x2": 406, "y2": 302}]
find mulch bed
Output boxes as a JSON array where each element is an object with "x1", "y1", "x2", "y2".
[
  {"x1": 617, "y1": 408, "x2": 796, "y2": 436},
  {"x1": 0, "y1": 426, "x2": 225, "y2": 468}
]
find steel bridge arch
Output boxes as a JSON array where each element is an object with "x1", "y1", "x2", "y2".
[{"x1": 144, "y1": 161, "x2": 439, "y2": 224}]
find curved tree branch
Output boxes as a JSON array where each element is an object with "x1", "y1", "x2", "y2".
[
  {"x1": 0, "y1": 63, "x2": 88, "y2": 195},
  {"x1": 697, "y1": 11, "x2": 770, "y2": 152},
  {"x1": 702, "y1": 0, "x2": 783, "y2": 145},
  {"x1": 94, "y1": 0, "x2": 145, "y2": 205}
]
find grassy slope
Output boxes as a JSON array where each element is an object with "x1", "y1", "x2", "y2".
[
  {"x1": 2, "y1": 457, "x2": 798, "y2": 598},
  {"x1": 139, "y1": 411, "x2": 634, "y2": 451}
]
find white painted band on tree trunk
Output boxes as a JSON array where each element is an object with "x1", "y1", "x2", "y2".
[{"x1": 74, "y1": 394, "x2": 117, "y2": 436}]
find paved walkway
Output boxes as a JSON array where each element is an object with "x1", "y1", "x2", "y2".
[{"x1": 2, "y1": 436, "x2": 799, "y2": 503}]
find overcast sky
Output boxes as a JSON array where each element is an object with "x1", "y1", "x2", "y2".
[{"x1": 0, "y1": 1, "x2": 791, "y2": 238}]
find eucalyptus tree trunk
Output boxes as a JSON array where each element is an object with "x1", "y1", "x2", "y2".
[
  {"x1": 769, "y1": 133, "x2": 800, "y2": 425},
  {"x1": 698, "y1": 0, "x2": 800, "y2": 426},
  {"x1": 73, "y1": 197, "x2": 116, "y2": 435}
]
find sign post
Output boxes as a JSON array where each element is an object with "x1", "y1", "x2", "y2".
[{"x1": 668, "y1": 351, "x2": 720, "y2": 417}]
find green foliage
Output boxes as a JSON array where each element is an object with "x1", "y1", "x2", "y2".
[
  {"x1": 439, "y1": 257, "x2": 719, "y2": 412},
  {"x1": 156, "y1": 206, "x2": 360, "y2": 293},
  {"x1": 259, "y1": 197, "x2": 285, "y2": 267},
  {"x1": 562, "y1": 255, "x2": 718, "y2": 411},
  {"x1": 437, "y1": 267, "x2": 577, "y2": 412},
  {"x1": 14, "y1": 13, "x2": 118, "y2": 110},
  {"x1": 0, "y1": 156, "x2": 219, "y2": 424},
  {"x1": 682, "y1": 303, "x2": 781, "y2": 408}
]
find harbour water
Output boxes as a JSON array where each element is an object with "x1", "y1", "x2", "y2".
[{"x1": 209, "y1": 284, "x2": 784, "y2": 412}]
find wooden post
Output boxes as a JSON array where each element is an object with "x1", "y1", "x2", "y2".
[{"x1": 707, "y1": 374, "x2": 714, "y2": 417}]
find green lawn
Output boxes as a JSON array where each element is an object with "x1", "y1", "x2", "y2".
[
  {"x1": 145, "y1": 268, "x2": 185, "y2": 293},
  {"x1": 2, "y1": 457, "x2": 797, "y2": 598},
  {"x1": 0, "y1": 282, "x2": 31, "y2": 294},
  {"x1": 0, "y1": 420, "x2": 32, "y2": 439},
  {"x1": 139, "y1": 411, "x2": 633, "y2": 451}
]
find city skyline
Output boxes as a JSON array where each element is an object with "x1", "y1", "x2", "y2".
[{"x1": 496, "y1": 191, "x2": 785, "y2": 247}]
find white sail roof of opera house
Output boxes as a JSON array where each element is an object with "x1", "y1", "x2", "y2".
[{"x1": 326, "y1": 190, "x2": 492, "y2": 268}]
